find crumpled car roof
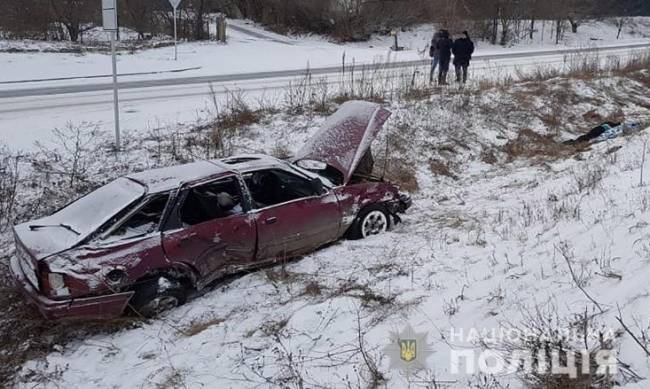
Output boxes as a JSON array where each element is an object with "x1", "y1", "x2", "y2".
[{"x1": 127, "y1": 160, "x2": 232, "y2": 193}]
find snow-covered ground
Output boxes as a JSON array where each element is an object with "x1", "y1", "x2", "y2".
[
  {"x1": 6, "y1": 68, "x2": 650, "y2": 388},
  {"x1": 0, "y1": 44, "x2": 646, "y2": 152},
  {"x1": 2, "y1": 17, "x2": 650, "y2": 388},
  {"x1": 1, "y1": 17, "x2": 649, "y2": 87},
  {"x1": 1, "y1": 18, "x2": 649, "y2": 153}
]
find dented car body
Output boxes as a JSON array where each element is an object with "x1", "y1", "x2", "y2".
[{"x1": 10, "y1": 101, "x2": 411, "y2": 319}]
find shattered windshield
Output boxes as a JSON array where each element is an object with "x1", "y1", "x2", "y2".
[
  {"x1": 289, "y1": 164, "x2": 335, "y2": 188},
  {"x1": 44, "y1": 178, "x2": 146, "y2": 241}
]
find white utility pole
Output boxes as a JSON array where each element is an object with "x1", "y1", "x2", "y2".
[
  {"x1": 110, "y1": 36, "x2": 120, "y2": 149},
  {"x1": 102, "y1": 0, "x2": 120, "y2": 149},
  {"x1": 169, "y1": 0, "x2": 182, "y2": 60},
  {"x1": 174, "y1": 7, "x2": 178, "y2": 60}
]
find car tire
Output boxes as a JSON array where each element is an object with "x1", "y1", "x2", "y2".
[
  {"x1": 130, "y1": 276, "x2": 188, "y2": 318},
  {"x1": 349, "y1": 204, "x2": 391, "y2": 240}
]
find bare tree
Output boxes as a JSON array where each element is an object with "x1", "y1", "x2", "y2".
[
  {"x1": 49, "y1": 0, "x2": 100, "y2": 42},
  {"x1": 0, "y1": 0, "x2": 52, "y2": 40},
  {"x1": 120, "y1": 0, "x2": 163, "y2": 39},
  {"x1": 565, "y1": 0, "x2": 595, "y2": 33},
  {"x1": 525, "y1": 0, "x2": 539, "y2": 40}
]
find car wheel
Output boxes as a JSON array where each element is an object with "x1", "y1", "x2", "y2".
[
  {"x1": 350, "y1": 204, "x2": 390, "y2": 239},
  {"x1": 130, "y1": 276, "x2": 187, "y2": 318}
]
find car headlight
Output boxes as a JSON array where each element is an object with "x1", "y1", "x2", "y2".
[{"x1": 48, "y1": 273, "x2": 70, "y2": 297}]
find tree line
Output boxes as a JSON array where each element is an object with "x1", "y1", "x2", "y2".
[
  {"x1": 0, "y1": 0, "x2": 648, "y2": 44},
  {"x1": 0, "y1": 0, "x2": 230, "y2": 42}
]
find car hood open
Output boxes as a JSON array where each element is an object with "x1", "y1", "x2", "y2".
[{"x1": 294, "y1": 100, "x2": 391, "y2": 185}]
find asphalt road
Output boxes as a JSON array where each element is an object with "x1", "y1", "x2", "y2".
[{"x1": 2, "y1": 42, "x2": 649, "y2": 99}]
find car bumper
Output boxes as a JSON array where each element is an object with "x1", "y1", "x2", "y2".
[
  {"x1": 397, "y1": 193, "x2": 412, "y2": 212},
  {"x1": 387, "y1": 193, "x2": 412, "y2": 213},
  {"x1": 385, "y1": 193, "x2": 412, "y2": 225},
  {"x1": 10, "y1": 256, "x2": 134, "y2": 320}
]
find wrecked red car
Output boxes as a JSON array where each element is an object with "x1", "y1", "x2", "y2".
[{"x1": 10, "y1": 101, "x2": 411, "y2": 319}]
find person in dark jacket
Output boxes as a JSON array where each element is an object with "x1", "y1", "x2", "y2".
[
  {"x1": 436, "y1": 30, "x2": 453, "y2": 85},
  {"x1": 452, "y1": 31, "x2": 475, "y2": 84},
  {"x1": 429, "y1": 30, "x2": 442, "y2": 83}
]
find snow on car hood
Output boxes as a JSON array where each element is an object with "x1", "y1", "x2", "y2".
[
  {"x1": 14, "y1": 177, "x2": 145, "y2": 261},
  {"x1": 294, "y1": 100, "x2": 392, "y2": 185}
]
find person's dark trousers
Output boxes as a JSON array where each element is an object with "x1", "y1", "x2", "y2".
[
  {"x1": 429, "y1": 56, "x2": 439, "y2": 83},
  {"x1": 455, "y1": 64, "x2": 468, "y2": 83},
  {"x1": 438, "y1": 59, "x2": 450, "y2": 85}
]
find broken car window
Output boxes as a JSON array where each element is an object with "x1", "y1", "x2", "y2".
[
  {"x1": 106, "y1": 194, "x2": 170, "y2": 240},
  {"x1": 180, "y1": 177, "x2": 244, "y2": 225},
  {"x1": 245, "y1": 169, "x2": 320, "y2": 209}
]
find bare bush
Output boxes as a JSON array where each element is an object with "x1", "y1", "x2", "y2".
[
  {"x1": 375, "y1": 156, "x2": 419, "y2": 192},
  {"x1": 565, "y1": 50, "x2": 602, "y2": 79},
  {"x1": 615, "y1": 50, "x2": 650, "y2": 77},
  {"x1": 485, "y1": 303, "x2": 622, "y2": 389},
  {"x1": 208, "y1": 88, "x2": 262, "y2": 157},
  {"x1": 503, "y1": 129, "x2": 575, "y2": 162},
  {"x1": 271, "y1": 142, "x2": 291, "y2": 159},
  {"x1": 30, "y1": 123, "x2": 104, "y2": 215},
  {"x1": 571, "y1": 164, "x2": 606, "y2": 193},
  {"x1": 429, "y1": 158, "x2": 457, "y2": 180},
  {"x1": 0, "y1": 147, "x2": 20, "y2": 232}
]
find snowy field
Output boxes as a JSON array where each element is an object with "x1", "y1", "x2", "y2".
[
  {"x1": 1, "y1": 18, "x2": 650, "y2": 87},
  {"x1": 2, "y1": 16, "x2": 650, "y2": 389},
  {"x1": 1, "y1": 18, "x2": 649, "y2": 153},
  {"x1": 2, "y1": 65, "x2": 649, "y2": 387}
]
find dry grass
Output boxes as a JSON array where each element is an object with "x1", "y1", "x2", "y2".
[
  {"x1": 215, "y1": 107, "x2": 262, "y2": 131},
  {"x1": 565, "y1": 51, "x2": 602, "y2": 80},
  {"x1": 515, "y1": 66, "x2": 562, "y2": 84},
  {"x1": 155, "y1": 368, "x2": 189, "y2": 389},
  {"x1": 260, "y1": 318, "x2": 289, "y2": 337},
  {"x1": 332, "y1": 93, "x2": 385, "y2": 105},
  {"x1": 481, "y1": 149, "x2": 499, "y2": 165},
  {"x1": 615, "y1": 51, "x2": 650, "y2": 76},
  {"x1": 429, "y1": 158, "x2": 457, "y2": 180},
  {"x1": 302, "y1": 280, "x2": 323, "y2": 297},
  {"x1": 488, "y1": 303, "x2": 624, "y2": 389},
  {"x1": 582, "y1": 109, "x2": 604, "y2": 123},
  {"x1": 271, "y1": 142, "x2": 292, "y2": 159},
  {"x1": 179, "y1": 316, "x2": 225, "y2": 337},
  {"x1": 503, "y1": 129, "x2": 577, "y2": 162},
  {"x1": 265, "y1": 268, "x2": 302, "y2": 284},
  {"x1": 334, "y1": 280, "x2": 395, "y2": 308},
  {"x1": 401, "y1": 86, "x2": 431, "y2": 101},
  {"x1": 375, "y1": 157, "x2": 419, "y2": 192},
  {"x1": 0, "y1": 265, "x2": 138, "y2": 386},
  {"x1": 209, "y1": 87, "x2": 265, "y2": 132}
]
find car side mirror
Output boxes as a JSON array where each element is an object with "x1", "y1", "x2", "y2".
[{"x1": 309, "y1": 177, "x2": 325, "y2": 195}]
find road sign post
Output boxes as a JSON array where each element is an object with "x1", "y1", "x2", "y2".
[
  {"x1": 102, "y1": 0, "x2": 120, "y2": 150},
  {"x1": 169, "y1": 0, "x2": 182, "y2": 60},
  {"x1": 110, "y1": 38, "x2": 120, "y2": 149}
]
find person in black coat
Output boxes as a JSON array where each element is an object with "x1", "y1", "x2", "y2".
[
  {"x1": 452, "y1": 31, "x2": 475, "y2": 84},
  {"x1": 435, "y1": 30, "x2": 453, "y2": 85}
]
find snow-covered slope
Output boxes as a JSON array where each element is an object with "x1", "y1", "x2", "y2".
[{"x1": 10, "y1": 71, "x2": 650, "y2": 388}]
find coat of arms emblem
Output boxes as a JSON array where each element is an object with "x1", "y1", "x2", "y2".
[
  {"x1": 384, "y1": 324, "x2": 433, "y2": 374},
  {"x1": 399, "y1": 339, "x2": 417, "y2": 362}
]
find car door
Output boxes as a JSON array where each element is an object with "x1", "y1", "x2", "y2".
[
  {"x1": 162, "y1": 175, "x2": 256, "y2": 280},
  {"x1": 246, "y1": 169, "x2": 342, "y2": 260}
]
